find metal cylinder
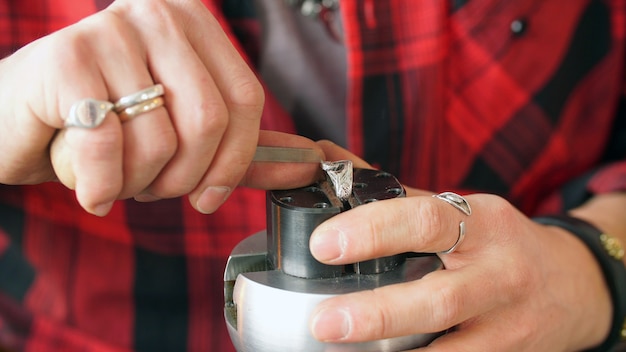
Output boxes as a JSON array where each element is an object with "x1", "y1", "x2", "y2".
[
  {"x1": 266, "y1": 169, "x2": 409, "y2": 278},
  {"x1": 267, "y1": 186, "x2": 344, "y2": 278}
]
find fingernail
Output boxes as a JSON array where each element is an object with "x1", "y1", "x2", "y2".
[
  {"x1": 196, "y1": 186, "x2": 231, "y2": 214},
  {"x1": 92, "y1": 201, "x2": 114, "y2": 217},
  {"x1": 310, "y1": 226, "x2": 346, "y2": 262},
  {"x1": 311, "y1": 308, "x2": 351, "y2": 341}
]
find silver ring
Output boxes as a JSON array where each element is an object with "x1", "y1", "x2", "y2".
[
  {"x1": 439, "y1": 221, "x2": 466, "y2": 254},
  {"x1": 433, "y1": 192, "x2": 471, "y2": 215},
  {"x1": 65, "y1": 98, "x2": 114, "y2": 128},
  {"x1": 113, "y1": 84, "x2": 164, "y2": 113},
  {"x1": 433, "y1": 192, "x2": 471, "y2": 254},
  {"x1": 117, "y1": 96, "x2": 164, "y2": 122}
]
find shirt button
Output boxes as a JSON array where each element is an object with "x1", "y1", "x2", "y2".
[{"x1": 510, "y1": 18, "x2": 527, "y2": 36}]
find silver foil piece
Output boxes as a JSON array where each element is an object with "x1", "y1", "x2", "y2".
[{"x1": 321, "y1": 160, "x2": 353, "y2": 201}]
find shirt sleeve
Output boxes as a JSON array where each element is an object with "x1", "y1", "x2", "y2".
[{"x1": 537, "y1": 85, "x2": 626, "y2": 214}]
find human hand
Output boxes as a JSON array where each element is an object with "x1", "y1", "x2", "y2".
[
  {"x1": 0, "y1": 0, "x2": 269, "y2": 216},
  {"x1": 307, "y1": 142, "x2": 613, "y2": 351}
]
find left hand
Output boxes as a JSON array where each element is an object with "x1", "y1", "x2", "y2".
[{"x1": 307, "y1": 141, "x2": 612, "y2": 351}]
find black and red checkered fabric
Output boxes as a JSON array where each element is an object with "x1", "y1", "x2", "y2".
[{"x1": 0, "y1": 0, "x2": 624, "y2": 351}]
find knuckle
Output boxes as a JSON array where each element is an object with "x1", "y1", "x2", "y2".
[
  {"x1": 226, "y1": 75, "x2": 265, "y2": 116},
  {"x1": 507, "y1": 266, "x2": 533, "y2": 301},
  {"x1": 371, "y1": 302, "x2": 390, "y2": 338},
  {"x1": 480, "y1": 193, "x2": 516, "y2": 223},
  {"x1": 485, "y1": 193, "x2": 510, "y2": 211},
  {"x1": 96, "y1": 12, "x2": 130, "y2": 40},
  {"x1": 409, "y1": 200, "x2": 443, "y2": 247},
  {"x1": 71, "y1": 137, "x2": 123, "y2": 194},
  {"x1": 429, "y1": 284, "x2": 462, "y2": 329},
  {"x1": 49, "y1": 31, "x2": 91, "y2": 69},
  {"x1": 372, "y1": 290, "x2": 397, "y2": 338},
  {"x1": 514, "y1": 320, "x2": 537, "y2": 345},
  {"x1": 142, "y1": 128, "x2": 178, "y2": 167},
  {"x1": 498, "y1": 251, "x2": 534, "y2": 301},
  {"x1": 113, "y1": 0, "x2": 180, "y2": 37},
  {"x1": 363, "y1": 215, "x2": 385, "y2": 254},
  {"x1": 62, "y1": 13, "x2": 131, "y2": 57},
  {"x1": 352, "y1": 290, "x2": 389, "y2": 340},
  {"x1": 195, "y1": 101, "x2": 229, "y2": 134},
  {"x1": 129, "y1": 0, "x2": 166, "y2": 17},
  {"x1": 82, "y1": 131, "x2": 121, "y2": 157},
  {"x1": 480, "y1": 194, "x2": 523, "y2": 244}
]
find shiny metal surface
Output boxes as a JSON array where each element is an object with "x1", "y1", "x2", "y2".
[
  {"x1": 321, "y1": 160, "x2": 353, "y2": 201},
  {"x1": 225, "y1": 232, "x2": 443, "y2": 352},
  {"x1": 267, "y1": 184, "x2": 342, "y2": 278},
  {"x1": 253, "y1": 146, "x2": 322, "y2": 163}
]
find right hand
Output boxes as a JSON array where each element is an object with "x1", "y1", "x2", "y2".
[{"x1": 0, "y1": 0, "x2": 265, "y2": 216}]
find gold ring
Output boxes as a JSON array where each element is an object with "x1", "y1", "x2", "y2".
[{"x1": 117, "y1": 96, "x2": 164, "y2": 122}]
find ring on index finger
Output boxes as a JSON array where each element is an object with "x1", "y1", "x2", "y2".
[
  {"x1": 433, "y1": 192, "x2": 472, "y2": 254},
  {"x1": 113, "y1": 84, "x2": 165, "y2": 121}
]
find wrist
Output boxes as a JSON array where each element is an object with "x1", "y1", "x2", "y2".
[{"x1": 533, "y1": 215, "x2": 626, "y2": 351}]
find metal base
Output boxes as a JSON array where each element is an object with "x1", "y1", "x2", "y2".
[{"x1": 224, "y1": 232, "x2": 444, "y2": 352}]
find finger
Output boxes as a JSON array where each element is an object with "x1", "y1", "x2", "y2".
[
  {"x1": 44, "y1": 26, "x2": 126, "y2": 215},
  {"x1": 119, "y1": 2, "x2": 264, "y2": 213},
  {"x1": 309, "y1": 195, "x2": 474, "y2": 264},
  {"x1": 0, "y1": 41, "x2": 58, "y2": 184},
  {"x1": 50, "y1": 113, "x2": 123, "y2": 216},
  {"x1": 310, "y1": 266, "x2": 501, "y2": 343},
  {"x1": 85, "y1": 11, "x2": 177, "y2": 199},
  {"x1": 239, "y1": 130, "x2": 325, "y2": 189},
  {"x1": 104, "y1": 2, "x2": 227, "y2": 203},
  {"x1": 182, "y1": 4, "x2": 265, "y2": 213}
]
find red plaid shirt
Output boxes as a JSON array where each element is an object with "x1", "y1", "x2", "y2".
[{"x1": 0, "y1": 0, "x2": 625, "y2": 351}]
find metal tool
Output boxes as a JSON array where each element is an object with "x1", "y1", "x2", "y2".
[
  {"x1": 224, "y1": 163, "x2": 444, "y2": 351},
  {"x1": 253, "y1": 146, "x2": 321, "y2": 163}
]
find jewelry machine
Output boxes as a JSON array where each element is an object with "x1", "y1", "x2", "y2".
[{"x1": 223, "y1": 159, "x2": 444, "y2": 351}]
